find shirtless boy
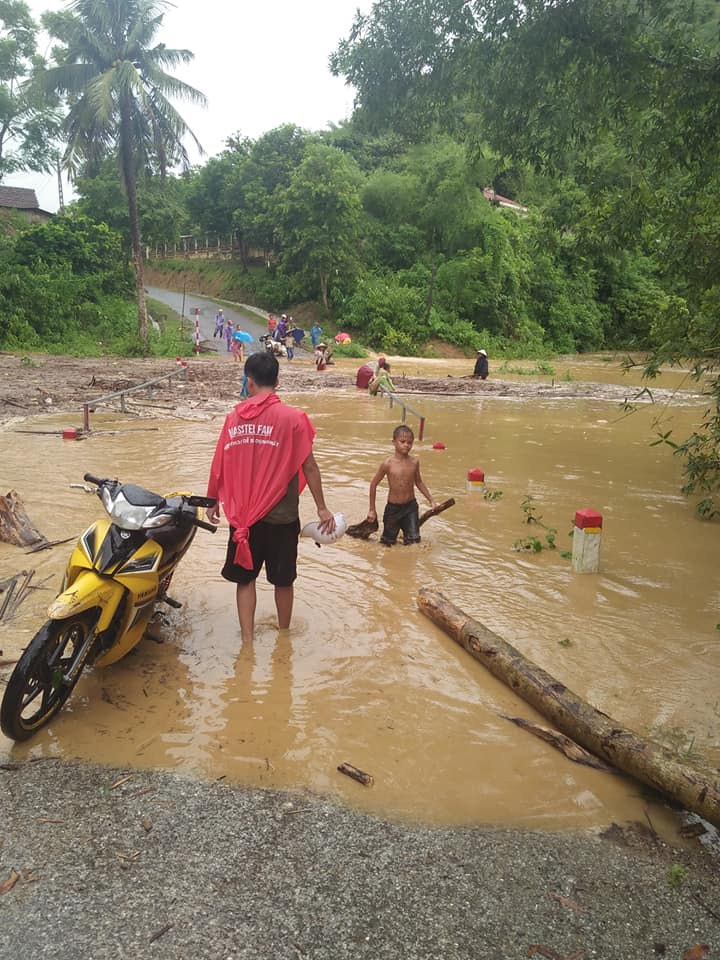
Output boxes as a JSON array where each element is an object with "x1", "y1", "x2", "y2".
[{"x1": 367, "y1": 425, "x2": 438, "y2": 545}]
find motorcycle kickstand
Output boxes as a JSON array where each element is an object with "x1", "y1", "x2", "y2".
[{"x1": 158, "y1": 594, "x2": 183, "y2": 609}]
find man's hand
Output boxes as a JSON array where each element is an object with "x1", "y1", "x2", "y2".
[
  {"x1": 317, "y1": 507, "x2": 336, "y2": 535},
  {"x1": 367, "y1": 508, "x2": 377, "y2": 521},
  {"x1": 206, "y1": 503, "x2": 221, "y2": 525}
]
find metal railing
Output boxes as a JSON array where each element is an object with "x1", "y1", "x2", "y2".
[
  {"x1": 82, "y1": 365, "x2": 189, "y2": 431},
  {"x1": 377, "y1": 384, "x2": 426, "y2": 441}
]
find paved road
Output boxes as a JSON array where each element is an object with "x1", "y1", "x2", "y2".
[{"x1": 146, "y1": 286, "x2": 269, "y2": 354}]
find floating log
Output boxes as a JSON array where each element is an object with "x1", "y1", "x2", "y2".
[
  {"x1": 417, "y1": 588, "x2": 720, "y2": 828},
  {"x1": 337, "y1": 762, "x2": 374, "y2": 786},
  {"x1": 0, "y1": 491, "x2": 47, "y2": 547}
]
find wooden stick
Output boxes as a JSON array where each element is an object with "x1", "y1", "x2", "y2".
[
  {"x1": 417, "y1": 587, "x2": 720, "y2": 828},
  {"x1": 337, "y1": 762, "x2": 374, "y2": 786},
  {"x1": 418, "y1": 497, "x2": 455, "y2": 527},
  {"x1": 25, "y1": 537, "x2": 74, "y2": 554}
]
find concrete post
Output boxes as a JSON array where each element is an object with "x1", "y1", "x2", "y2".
[
  {"x1": 466, "y1": 469, "x2": 485, "y2": 492},
  {"x1": 572, "y1": 508, "x2": 603, "y2": 574}
]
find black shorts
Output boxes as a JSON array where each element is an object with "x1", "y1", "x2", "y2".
[
  {"x1": 381, "y1": 499, "x2": 420, "y2": 545},
  {"x1": 222, "y1": 519, "x2": 300, "y2": 586}
]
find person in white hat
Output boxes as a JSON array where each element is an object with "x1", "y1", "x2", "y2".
[{"x1": 473, "y1": 349, "x2": 489, "y2": 380}]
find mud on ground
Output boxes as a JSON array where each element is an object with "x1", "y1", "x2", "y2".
[{"x1": 0, "y1": 352, "x2": 699, "y2": 426}]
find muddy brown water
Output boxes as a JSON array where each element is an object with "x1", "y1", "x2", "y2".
[{"x1": 1, "y1": 370, "x2": 718, "y2": 836}]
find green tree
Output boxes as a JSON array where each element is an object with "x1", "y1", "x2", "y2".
[
  {"x1": 277, "y1": 144, "x2": 363, "y2": 308},
  {"x1": 330, "y1": 0, "x2": 476, "y2": 138},
  {"x1": 75, "y1": 159, "x2": 189, "y2": 249},
  {"x1": 0, "y1": 0, "x2": 61, "y2": 178},
  {"x1": 39, "y1": 0, "x2": 206, "y2": 346}
]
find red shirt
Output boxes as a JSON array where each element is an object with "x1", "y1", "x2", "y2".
[{"x1": 207, "y1": 392, "x2": 315, "y2": 568}]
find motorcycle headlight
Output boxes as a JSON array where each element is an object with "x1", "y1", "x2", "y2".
[
  {"x1": 108, "y1": 491, "x2": 154, "y2": 530},
  {"x1": 142, "y1": 513, "x2": 173, "y2": 529}
]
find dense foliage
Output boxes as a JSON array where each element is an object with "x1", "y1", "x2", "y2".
[
  {"x1": 2, "y1": 0, "x2": 719, "y2": 509},
  {"x1": 0, "y1": 213, "x2": 145, "y2": 354}
]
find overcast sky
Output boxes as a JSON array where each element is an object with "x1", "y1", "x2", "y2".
[{"x1": 5, "y1": 0, "x2": 371, "y2": 211}]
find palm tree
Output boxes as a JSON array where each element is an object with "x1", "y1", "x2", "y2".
[{"x1": 39, "y1": 0, "x2": 206, "y2": 346}]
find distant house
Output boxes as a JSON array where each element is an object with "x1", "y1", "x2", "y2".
[
  {"x1": 482, "y1": 187, "x2": 528, "y2": 215},
  {"x1": 0, "y1": 186, "x2": 53, "y2": 224}
]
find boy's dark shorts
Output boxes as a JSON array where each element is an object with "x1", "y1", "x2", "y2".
[
  {"x1": 222, "y1": 519, "x2": 301, "y2": 586},
  {"x1": 381, "y1": 499, "x2": 420, "y2": 545}
]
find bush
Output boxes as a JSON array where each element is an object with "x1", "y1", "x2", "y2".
[{"x1": 331, "y1": 341, "x2": 367, "y2": 358}]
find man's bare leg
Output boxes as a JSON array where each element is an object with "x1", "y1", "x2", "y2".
[
  {"x1": 236, "y1": 581, "x2": 257, "y2": 642},
  {"x1": 274, "y1": 585, "x2": 294, "y2": 629}
]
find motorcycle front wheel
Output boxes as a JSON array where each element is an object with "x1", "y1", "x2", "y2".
[{"x1": 0, "y1": 614, "x2": 96, "y2": 741}]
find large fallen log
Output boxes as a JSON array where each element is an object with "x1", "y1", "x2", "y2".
[
  {"x1": 417, "y1": 587, "x2": 720, "y2": 828},
  {"x1": 0, "y1": 491, "x2": 47, "y2": 547}
]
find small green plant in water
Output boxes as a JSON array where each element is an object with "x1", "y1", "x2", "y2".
[
  {"x1": 515, "y1": 496, "x2": 557, "y2": 552},
  {"x1": 558, "y1": 638, "x2": 573, "y2": 648},
  {"x1": 521, "y1": 495, "x2": 542, "y2": 524},
  {"x1": 483, "y1": 489, "x2": 503, "y2": 501},
  {"x1": 20, "y1": 356, "x2": 38, "y2": 367},
  {"x1": 514, "y1": 535, "x2": 545, "y2": 553},
  {"x1": 666, "y1": 864, "x2": 687, "y2": 890}
]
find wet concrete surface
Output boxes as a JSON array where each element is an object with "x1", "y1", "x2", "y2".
[{"x1": 0, "y1": 760, "x2": 718, "y2": 960}]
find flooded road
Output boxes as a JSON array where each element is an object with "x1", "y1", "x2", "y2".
[{"x1": 1, "y1": 385, "x2": 718, "y2": 835}]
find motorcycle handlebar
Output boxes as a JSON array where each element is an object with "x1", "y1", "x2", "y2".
[
  {"x1": 193, "y1": 517, "x2": 218, "y2": 533},
  {"x1": 187, "y1": 495, "x2": 217, "y2": 509},
  {"x1": 83, "y1": 473, "x2": 104, "y2": 486}
]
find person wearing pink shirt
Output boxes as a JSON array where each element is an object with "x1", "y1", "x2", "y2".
[{"x1": 206, "y1": 352, "x2": 335, "y2": 640}]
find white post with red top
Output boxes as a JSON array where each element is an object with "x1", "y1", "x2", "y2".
[
  {"x1": 572, "y1": 508, "x2": 603, "y2": 573},
  {"x1": 193, "y1": 307, "x2": 200, "y2": 355},
  {"x1": 466, "y1": 468, "x2": 485, "y2": 492}
]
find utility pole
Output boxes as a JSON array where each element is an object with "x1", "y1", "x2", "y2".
[{"x1": 56, "y1": 157, "x2": 65, "y2": 213}]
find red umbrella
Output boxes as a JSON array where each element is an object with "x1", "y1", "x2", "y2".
[{"x1": 335, "y1": 332, "x2": 352, "y2": 343}]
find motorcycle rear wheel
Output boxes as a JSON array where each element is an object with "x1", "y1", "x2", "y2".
[{"x1": 0, "y1": 614, "x2": 96, "y2": 741}]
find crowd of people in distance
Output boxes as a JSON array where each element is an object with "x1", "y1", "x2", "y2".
[
  {"x1": 264, "y1": 312, "x2": 335, "y2": 371},
  {"x1": 213, "y1": 309, "x2": 246, "y2": 363}
]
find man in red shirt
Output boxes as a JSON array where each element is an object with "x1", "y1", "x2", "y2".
[{"x1": 206, "y1": 352, "x2": 335, "y2": 641}]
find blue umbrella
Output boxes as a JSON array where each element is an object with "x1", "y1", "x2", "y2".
[{"x1": 232, "y1": 330, "x2": 254, "y2": 343}]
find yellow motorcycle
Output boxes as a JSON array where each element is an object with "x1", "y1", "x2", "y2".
[{"x1": 1, "y1": 474, "x2": 216, "y2": 741}]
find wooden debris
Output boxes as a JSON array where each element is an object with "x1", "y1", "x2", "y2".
[
  {"x1": 417, "y1": 587, "x2": 720, "y2": 829},
  {"x1": 682, "y1": 947, "x2": 710, "y2": 960},
  {"x1": 25, "y1": 536, "x2": 74, "y2": 554},
  {"x1": 0, "y1": 870, "x2": 20, "y2": 896},
  {"x1": 110, "y1": 774, "x2": 135, "y2": 790},
  {"x1": 346, "y1": 517, "x2": 379, "y2": 540},
  {"x1": 502, "y1": 716, "x2": 616, "y2": 772},
  {"x1": 0, "y1": 491, "x2": 47, "y2": 547},
  {"x1": 149, "y1": 923, "x2": 173, "y2": 944},
  {"x1": 548, "y1": 891, "x2": 586, "y2": 914},
  {"x1": 0, "y1": 570, "x2": 37, "y2": 621},
  {"x1": 337, "y1": 762, "x2": 374, "y2": 787},
  {"x1": 346, "y1": 497, "x2": 455, "y2": 540},
  {"x1": 418, "y1": 497, "x2": 456, "y2": 527}
]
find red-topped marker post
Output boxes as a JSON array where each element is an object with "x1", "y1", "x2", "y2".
[
  {"x1": 572, "y1": 508, "x2": 603, "y2": 573},
  {"x1": 466, "y1": 468, "x2": 485, "y2": 493}
]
